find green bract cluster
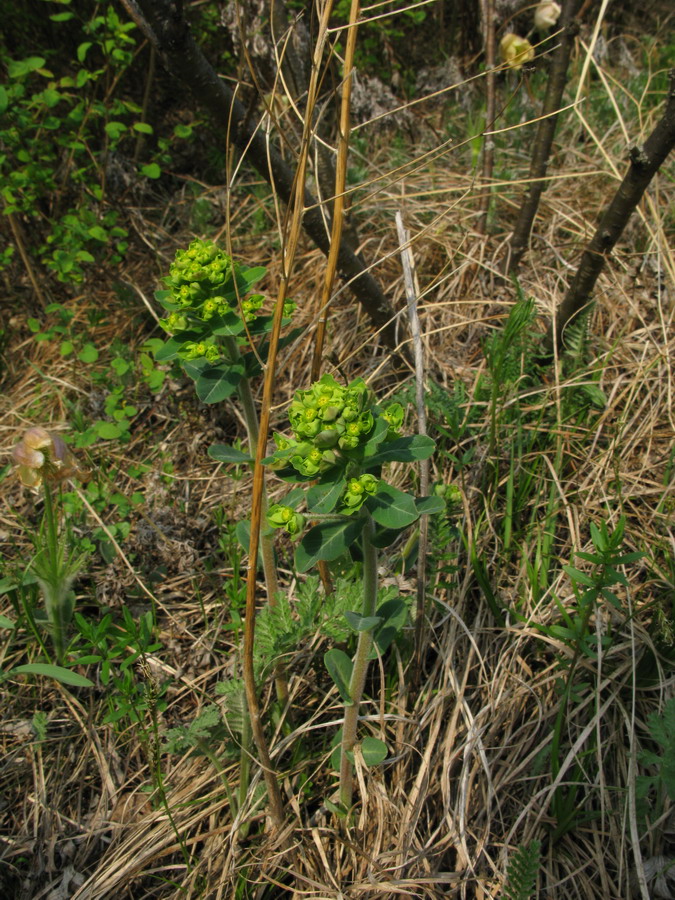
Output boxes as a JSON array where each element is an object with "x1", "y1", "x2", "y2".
[{"x1": 267, "y1": 375, "x2": 413, "y2": 527}]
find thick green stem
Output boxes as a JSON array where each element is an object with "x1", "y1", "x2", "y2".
[{"x1": 339, "y1": 512, "x2": 378, "y2": 811}]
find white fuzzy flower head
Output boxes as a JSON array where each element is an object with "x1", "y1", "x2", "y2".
[{"x1": 534, "y1": 1, "x2": 561, "y2": 29}]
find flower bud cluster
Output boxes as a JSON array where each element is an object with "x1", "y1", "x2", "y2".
[
  {"x1": 341, "y1": 474, "x2": 379, "y2": 514},
  {"x1": 267, "y1": 504, "x2": 306, "y2": 537}
]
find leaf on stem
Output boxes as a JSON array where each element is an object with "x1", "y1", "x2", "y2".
[
  {"x1": 295, "y1": 518, "x2": 365, "y2": 572},
  {"x1": 366, "y1": 435, "x2": 436, "y2": 466},
  {"x1": 324, "y1": 649, "x2": 353, "y2": 703}
]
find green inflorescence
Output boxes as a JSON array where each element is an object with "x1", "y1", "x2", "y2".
[{"x1": 267, "y1": 374, "x2": 405, "y2": 520}]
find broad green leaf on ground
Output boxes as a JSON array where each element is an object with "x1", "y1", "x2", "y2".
[{"x1": 414, "y1": 495, "x2": 446, "y2": 516}]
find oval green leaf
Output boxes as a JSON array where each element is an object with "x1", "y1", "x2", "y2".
[
  {"x1": 324, "y1": 649, "x2": 353, "y2": 703},
  {"x1": 367, "y1": 435, "x2": 436, "y2": 466},
  {"x1": 367, "y1": 483, "x2": 419, "y2": 529},
  {"x1": 295, "y1": 518, "x2": 365, "y2": 573},
  {"x1": 361, "y1": 736, "x2": 388, "y2": 766},
  {"x1": 208, "y1": 444, "x2": 253, "y2": 464}
]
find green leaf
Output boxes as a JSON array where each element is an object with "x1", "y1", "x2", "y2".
[
  {"x1": 414, "y1": 495, "x2": 446, "y2": 516},
  {"x1": 361, "y1": 736, "x2": 388, "y2": 766},
  {"x1": 0, "y1": 615, "x2": 16, "y2": 629},
  {"x1": 141, "y1": 163, "x2": 161, "y2": 179},
  {"x1": 11, "y1": 663, "x2": 93, "y2": 687},
  {"x1": 0, "y1": 86, "x2": 7, "y2": 115},
  {"x1": 324, "y1": 797, "x2": 348, "y2": 818},
  {"x1": 324, "y1": 649, "x2": 353, "y2": 703},
  {"x1": 96, "y1": 422, "x2": 122, "y2": 439},
  {"x1": 193, "y1": 362, "x2": 244, "y2": 404},
  {"x1": 133, "y1": 122, "x2": 153, "y2": 134},
  {"x1": 344, "y1": 611, "x2": 383, "y2": 633},
  {"x1": 239, "y1": 265, "x2": 267, "y2": 289},
  {"x1": 367, "y1": 435, "x2": 436, "y2": 466},
  {"x1": 295, "y1": 518, "x2": 365, "y2": 573},
  {"x1": 59, "y1": 340, "x2": 74, "y2": 357},
  {"x1": 372, "y1": 597, "x2": 408, "y2": 655},
  {"x1": 367, "y1": 483, "x2": 419, "y2": 529},
  {"x1": 105, "y1": 121, "x2": 127, "y2": 140},
  {"x1": 361, "y1": 416, "x2": 390, "y2": 456},
  {"x1": 87, "y1": 225, "x2": 108, "y2": 242},
  {"x1": 306, "y1": 478, "x2": 346, "y2": 515},
  {"x1": 8, "y1": 56, "x2": 46, "y2": 78},
  {"x1": 77, "y1": 343, "x2": 99, "y2": 363},
  {"x1": 76, "y1": 42, "x2": 92, "y2": 63},
  {"x1": 563, "y1": 565, "x2": 596, "y2": 587},
  {"x1": 208, "y1": 444, "x2": 253, "y2": 464},
  {"x1": 235, "y1": 519, "x2": 251, "y2": 554}
]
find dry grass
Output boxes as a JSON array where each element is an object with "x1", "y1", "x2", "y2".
[{"x1": 1, "y1": 4, "x2": 674, "y2": 898}]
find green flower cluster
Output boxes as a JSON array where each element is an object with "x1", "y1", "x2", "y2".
[
  {"x1": 289, "y1": 374, "x2": 374, "y2": 451},
  {"x1": 341, "y1": 473, "x2": 379, "y2": 514},
  {"x1": 267, "y1": 504, "x2": 306, "y2": 537}
]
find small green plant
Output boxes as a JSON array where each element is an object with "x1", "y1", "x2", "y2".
[
  {"x1": 545, "y1": 515, "x2": 643, "y2": 839},
  {"x1": 502, "y1": 840, "x2": 541, "y2": 900},
  {"x1": 266, "y1": 373, "x2": 443, "y2": 813},
  {"x1": 11, "y1": 426, "x2": 90, "y2": 662}
]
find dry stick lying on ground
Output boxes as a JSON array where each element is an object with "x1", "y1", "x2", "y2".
[
  {"x1": 543, "y1": 68, "x2": 675, "y2": 355},
  {"x1": 119, "y1": 0, "x2": 404, "y2": 355},
  {"x1": 504, "y1": 0, "x2": 583, "y2": 274}
]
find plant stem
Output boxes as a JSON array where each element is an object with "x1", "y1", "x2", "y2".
[
  {"x1": 42, "y1": 482, "x2": 66, "y2": 663},
  {"x1": 224, "y1": 336, "x2": 289, "y2": 706},
  {"x1": 339, "y1": 512, "x2": 378, "y2": 811}
]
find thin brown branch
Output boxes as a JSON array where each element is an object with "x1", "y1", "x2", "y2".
[
  {"x1": 505, "y1": 0, "x2": 583, "y2": 273},
  {"x1": 543, "y1": 68, "x2": 675, "y2": 355}
]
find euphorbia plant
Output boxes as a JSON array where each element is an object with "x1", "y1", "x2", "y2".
[
  {"x1": 267, "y1": 374, "x2": 443, "y2": 812},
  {"x1": 154, "y1": 239, "x2": 296, "y2": 694}
]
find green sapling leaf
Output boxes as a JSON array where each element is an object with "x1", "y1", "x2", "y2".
[
  {"x1": 361, "y1": 736, "x2": 388, "y2": 766},
  {"x1": 141, "y1": 163, "x2": 161, "y2": 179},
  {"x1": 295, "y1": 518, "x2": 365, "y2": 573},
  {"x1": 366, "y1": 435, "x2": 436, "y2": 465},
  {"x1": 193, "y1": 363, "x2": 245, "y2": 404},
  {"x1": 344, "y1": 611, "x2": 383, "y2": 633},
  {"x1": 367, "y1": 483, "x2": 419, "y2": 529},
  {"x1": 306, "y1": 478, "x2": 346, "y2": 515},
  {"x1": 414, "y1": 495, "x2": 446, "y2": 516},
  {"x1": 324, "y1": 649, "x2": 353, "y2": 703},
  {"x1": 372, "y1": 596, "x2": 409, "y2": 655},
  {"x1": 208, "y1": 444, "x2": 254, "y2": 464}
]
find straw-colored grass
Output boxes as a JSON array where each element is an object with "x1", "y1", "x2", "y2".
[{"x1": 1, "y1": 3, "x2": 674, "y2": 898}]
